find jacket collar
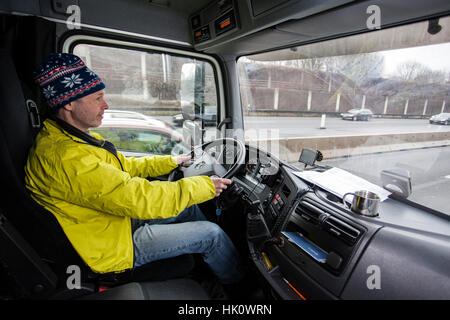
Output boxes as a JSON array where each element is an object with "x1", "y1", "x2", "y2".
[
  {"x1": 46, "y1": 117, "x2": 122, "y2": 168},
  {"x1": 45, "y1": 117, "x2": 86, "y2": 144},
  {"x1": 50, "y1": 115, "x2": 105, "y2": 147}
]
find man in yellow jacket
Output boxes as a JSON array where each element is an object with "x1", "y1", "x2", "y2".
[{"x1": 25, "y1": 53, "x2": 242, "y2": 284}]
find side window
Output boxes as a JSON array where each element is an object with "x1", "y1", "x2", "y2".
[
  {"x1": 73, "y1": 44, "x2": 218, "y2": 155},
  {"x1": 93, "y1": 127, "x2": 190, "y2": 155}
]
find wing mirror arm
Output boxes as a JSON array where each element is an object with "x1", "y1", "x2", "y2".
[{"x1": 217, "y1": 117, "x2": 232, "y2": 130}]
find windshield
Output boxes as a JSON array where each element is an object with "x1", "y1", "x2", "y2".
[{"x1": 238, "y1": 17, "x2": 450, "y2": 216}]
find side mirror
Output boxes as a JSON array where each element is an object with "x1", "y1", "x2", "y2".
[
  {"x1": 381, "y1": 168, "x2": 412, "y2": 198},
  {"x1": 182, "y1": 119, "x2": 202, "y2": 149},
  {"x1": 180, "y1": 63, "x2": 202, "y2": 121}
]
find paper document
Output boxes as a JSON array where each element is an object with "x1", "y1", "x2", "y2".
[
  {"x1": 282, "y1": 231, "x2": 328, "y2": 263},
  {"x1": 293, "y1": 167, "x2": 391, "y2": 201}
]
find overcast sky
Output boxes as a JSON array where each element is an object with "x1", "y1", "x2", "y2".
[{"x1": 381, "y1": 42, "x2": 450, "y2": 77}]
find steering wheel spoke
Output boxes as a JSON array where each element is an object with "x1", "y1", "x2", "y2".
[{"x1": 168, "y1": 138, "x2": 246, "y2": 181}]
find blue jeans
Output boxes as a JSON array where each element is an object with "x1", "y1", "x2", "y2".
[{"x1": 132, "y1": 205, "x2": 243, "y2": 284}]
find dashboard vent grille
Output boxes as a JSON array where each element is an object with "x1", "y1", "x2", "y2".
[
  {"x1": 323, "y1": 216, "x2": 360, "y2": 245},
  {"x1": 296, "y1": 200, "x2": 325, "y2": 225},
  {"x1": 294, "y1": 198, "x2": 362, "y2": 245}
]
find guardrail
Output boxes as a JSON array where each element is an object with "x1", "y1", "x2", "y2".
[
  {"x1": 117, "y1": 106, "x2": 434, "y2": 119},
  {"x1": 245, "y1": 109, "x2": 431, "y2": 119}
]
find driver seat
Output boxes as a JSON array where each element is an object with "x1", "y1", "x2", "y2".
[{"x1": 0, "y1": 39, "x2": 205, "y2": 299}]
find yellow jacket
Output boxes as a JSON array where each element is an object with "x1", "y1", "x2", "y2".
[{"x1": 24, "y1": 119, "x2": 215, "y2": 273}]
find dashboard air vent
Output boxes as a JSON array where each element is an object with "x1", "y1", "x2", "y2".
[
  {"x1": 323, "y1": 216, "x2": 360, "y2": 245},
  {"x1": 296, "y1": 201, "x2": 325, "y2": 225}
]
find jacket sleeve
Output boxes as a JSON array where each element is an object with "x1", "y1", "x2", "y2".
[
  {"x1": 117, "y1": 152, "x2": 179, "y2": 178},
  {"x1": 44, "y1": 148, "x2": 215, "y2": 220},
  {"x1": 90, "y1": 130, "x2": 179, "y2": 178}
]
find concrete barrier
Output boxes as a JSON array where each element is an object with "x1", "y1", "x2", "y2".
[{"x1": 247, "y1": 131, "x2": 450, "y2": 163}]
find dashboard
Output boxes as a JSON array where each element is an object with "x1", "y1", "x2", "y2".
[{"x1": 231, "y1": 145, "x2": 450, "y2": 300}]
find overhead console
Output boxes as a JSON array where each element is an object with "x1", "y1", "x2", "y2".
[
  {"x1": 190, "y1": 0, "x2": 355, "y2": 51},
  {"x1": 251, "y1": 0, "x2": 290, "y2": 17},
  {"x1": 189, "y1": 0, "x2": 239, "y2": 45},
  {"x1": 194, "y1": 0, "x2": 450, "y2": 56}
]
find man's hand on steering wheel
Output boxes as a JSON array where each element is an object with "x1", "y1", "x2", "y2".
[
  {"x1": 210, "y1": 177, "x2": 232, "y2": 197},
  {"x1": 168, "y1": 138, "x2": 246, "y2": 198},
  {"x1": 175, "y1": 154, "x2": 193, "y2": 167},
  {"x1": 175, "y1": 154, "x2": 232, "y2": 197}
]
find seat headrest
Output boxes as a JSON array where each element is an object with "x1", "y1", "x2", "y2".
[{"x1": 0, "y1": 49, "x2": 39, "y2": 180}]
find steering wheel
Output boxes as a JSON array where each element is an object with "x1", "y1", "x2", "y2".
[{"x1": 168, "y1": 137, "x2": 246, "y2": 181}]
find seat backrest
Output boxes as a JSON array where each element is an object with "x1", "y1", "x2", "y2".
[
  {"x1": 0, "y1": 18, "x2": 200, "y2": 299},
  {"x1": 0, "y1": 46, "x2": 85, "y2": 285}
]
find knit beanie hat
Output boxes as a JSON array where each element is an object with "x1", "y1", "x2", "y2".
[{"x1": 33, "y1": 53, "x2": 106, "y2": 112}]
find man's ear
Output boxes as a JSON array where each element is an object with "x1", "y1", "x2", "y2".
[{"x1": 62, "y1": 102, "x2": 74, "y2": 111}]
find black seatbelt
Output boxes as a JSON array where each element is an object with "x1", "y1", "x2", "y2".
[{"x1": 51, "y1": 116, "x2": 124, "y2": 171}]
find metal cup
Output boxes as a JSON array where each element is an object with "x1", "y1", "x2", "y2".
[{"x1": 343, "y1": 190, "x2": 380, "y2": 217}]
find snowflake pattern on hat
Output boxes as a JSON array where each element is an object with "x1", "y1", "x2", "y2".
[
  {"x1": 43, "y1": 85, "x2": 56, "y2": 99},
  {"x1": 62, "y1": 73, "x2": 83, "y2": 88}
]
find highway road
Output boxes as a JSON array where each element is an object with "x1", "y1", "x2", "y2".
[
  {"x1": 242, "y1": 116, "x2": 450, "y2": 138},
  {"x1": 164, "y1": 115, "x2": 450, "y2": 138},
  {"x1": 166, "y1": 115, "x2": 450, "y2": 153}
]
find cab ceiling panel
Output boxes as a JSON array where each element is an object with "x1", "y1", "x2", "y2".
[
  {"x1": 196, "y1": 0, "x2": 450, "y2": 56},
  {"x1": 48, "y1": 0, "x2": 191, "y2": 45},
  {"x1": 1, "y1": 0, "x2": 209, "y2": 46}
]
